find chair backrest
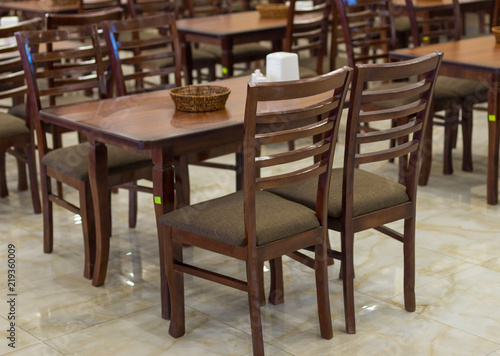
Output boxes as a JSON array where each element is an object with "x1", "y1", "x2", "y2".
[
  {"x1": 0, "y1": 18, "x2": 43, "y2": 113},
  {"x1": 284, "y1": 0, "x2": 332, "y2": 75},
  {"x1": 243, "y1": 67, "x2": 351, "y2": 246},
  {"x1": 335, "y1": 0, "x2": 395, "y2": 67},
  {"x1": 405, "y1": 0, "x2": 462, "y2": 47},
  {"x1": 101, "y1": 13, "x2": 182, "y2": 96},
  {"x1": 15, "y1": 25, "x2": 108, "y2": 157},
  {"x1": 127, "y1": 0, "x2": 178, "y2": 18},
  {"x1": 344, "y1": 51, "x2": 443, "y2": 206},
  {"x1": 77, "y1": 0, "x2": 121, "y2": 13},
  {"x1": 46, "y1": 7, "x2": 124, "y2": 29}
]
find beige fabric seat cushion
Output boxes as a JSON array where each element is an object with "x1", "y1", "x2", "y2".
[
  {"x1": 41, "y1": 142, "x2": 152, "y2": 181},
  {"x1": 159, "y1": 190, "x2": 320, "y2": 247},
  {"x1": 0, "y1": 112, "x2": 29, "y2": 139},
  {"x1": 268, "y1": 168, "x2": 410, "y2": 218}
]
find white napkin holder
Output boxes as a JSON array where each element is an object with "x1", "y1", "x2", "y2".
[{"x1": 266, "y1": 52, "x2": 299, "y2": 82}]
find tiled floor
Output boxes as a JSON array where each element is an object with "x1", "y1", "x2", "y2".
[{"x1": 1, "y1": 99, "x2": 500, "y2": 355}]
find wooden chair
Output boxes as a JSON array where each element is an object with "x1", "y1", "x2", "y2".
[
  {"x1": 158, "y1": 66, "x2": 352, "y2": 356},
  {"x1": 336, "y1": 0, "x2": 465, "y2": 184},
  {"x1": 126, "y1": 0, "x2": 217, "y2": 84},
  {"x1": 16, "y1": 24, "x2": 153, "y2": 281},
  {"x1": 493, "y1": 0, "x2": 500, "y2": 27},
  {"x1": 406, "y1": 0, "x2": 488, "y2": 183},
  {"x1": 284, "y1": 0, "x2": 333, "y2": 79},
  {"x1": 0, "y1": 18, "x2": 42, "y2": 214},
  {"x1": 268, "y1": 51, "x2": 444, "y2": 334}
]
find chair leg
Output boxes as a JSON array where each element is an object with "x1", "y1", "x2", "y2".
[
  {"x1": 341, "y1": 228, "x2": 356, "y2": 334},
  {"x1": 52, "y1": 130, "x2": 64, "y2": 198},
  {"x1": 41, "y1": 167, "x2": 54, "y2": 254},
  {"x1": 461, "y1": 103, "x2": 473, "y2": 172},
  {"x1": 268, "y1": 257, "x2": 284, "y2": 305},
  {"x1": 174, "y1": 156, "x2": 190, "y2": 208},
  {"x1": 26, "y1": 144, "x2": 41, "y2": 214},
  {"x1": 79, "y1": 182, "x2": 96, "y2": 280},
  {"x1": 165, "y1": 226, "x2": 185, "y2": 337},
  {"x1": 247, "y1": 261, "x2": 265, "y2": 356},
  {"x1": 315, "y1": 239, "x2": 333, "y2": 340},
  {"x1": 403, "y1": 217, "x2": 416, "y2": 312},
  {"x1": 0, "y1": 151, "x2": 7, "y2": 198},
  {"x1": 419, "y1": 109, "x2": 434, "y2": 186},
  {"x1": 14, "y1": 148, "x2": 27, "y2": 191},
  {"x1": 443, "y1": 107, "x2": 459, "y2": 175},
  {"x1": 129, "y1": 185, "x2": 138, "y2": 228}
]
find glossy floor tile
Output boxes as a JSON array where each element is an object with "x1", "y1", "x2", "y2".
[{"x1": 1, "y1": 101, "x2": 500, "y2": 356}]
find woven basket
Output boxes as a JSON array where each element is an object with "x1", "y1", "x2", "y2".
[
  {"x1": 256, "y1": 4, "x2": 289, "y2": 19},
  {"x1": 169, "y1": 85, "x2": 231, "y2": 112},
  {"x1": 492, "y1": 27, "x2": 500, "y2": 44},
  {"x1": 52, "y1": 0, "x2": 77, "y2": 5}
]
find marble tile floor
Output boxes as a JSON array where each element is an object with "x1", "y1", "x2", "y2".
[{"x1": 1, "y1": 106, "x2": 500, "y2": 356}]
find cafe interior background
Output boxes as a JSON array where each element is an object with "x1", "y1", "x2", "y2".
[{"x1": 0, "y1": 3, "x2": 500, "y2": 356}]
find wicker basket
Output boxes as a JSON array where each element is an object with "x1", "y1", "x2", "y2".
[
  {"x1": 169, "y1": 85, "x2": 231, "y2": 112},
  {"x1": 52, "y1": 0, "x2": 77, "y2": 5},
  {"x1": 492, "y1": 27, "x2": 500, "y2": 44},
  {"x1": 256, "y1": 4, "x2": 289, "y2": 19}
]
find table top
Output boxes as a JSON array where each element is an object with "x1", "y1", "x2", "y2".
[
  {"x1": 390, "y1": 35, "x2": 500, "y2": 74},
  {"x1": 391, "y1": 0, "x2": 493, "y2": 8},
  {"x1": 39, "y1": 76, "x2": 250, "y2": 152},
  {"x1": 0, "y1": 0, "x2": 77, "y2": 13},
  {"x1": 176, "y1": 11, "x2": 288, "y2": 37}
]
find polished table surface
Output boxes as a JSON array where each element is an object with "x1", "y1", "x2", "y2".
[
  {"x1": 390, "y1": 36, "x2": 500, "y2": 205},
  {"x1": 0, "y1": 0, "x2": 78, "y2": 17},
  {"x1": 176, "y1": 11, "x2": 287, "y2": 79},
  {"x1": 39, "y1": 75, "x2": 250, "y2": 316}
]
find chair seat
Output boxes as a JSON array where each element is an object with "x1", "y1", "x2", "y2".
[
  {"x1": 437, "y1": 76, "x2": 488, "y2": 100},
  {"x1": 159, "y1": 190, "x2": 320, "y2": 247},
  {"x1": 268, "y1": 168, "x2": 410, "y2": 218},
  {"x1": 0, "y1": 112, "x2": 29, "y2": 139},
  {"x1": 41, "y1": 142, "x2": 152, "y2": 181},
  {"x1": 299, "y1": 56, "x2": 349, "y2": 78}
]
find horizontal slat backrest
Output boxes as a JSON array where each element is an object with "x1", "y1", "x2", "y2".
[
  {"x1": 285, "y1": 0, "x2": 331, "y2": 74},
  {"x1": 0, "y1": 18, "x2": 43, "y2": 111},
  {"x1": 335, "y1": 0, "x2": 395, "y2": 67},
  {"x1": 101, "y1": 13, "x2": 182, "y2": 96},
  {"x1": 243, "y1": 67, "x2": 351, "y2": 247},
  {"x1": 16, "y1": 25, "x2": 107, "y2": 155},
  {"x1": 344, "y1": 51, "x2": 443, "y2": 199}
]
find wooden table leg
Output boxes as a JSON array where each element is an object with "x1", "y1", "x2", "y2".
[
  {"x1": 487, "y1": 76, "x2": 500, "y2": 205},
  {"x1": 180, "y1": 33, "x2": 194, "y2": 85},
  {"x1": 221, "y1": 38, "x2": 234, "y2": 78},
  {"x1": 152, "y1": 148, "x2": 176, "y2": 320},
  {"x1": 88, "y1": 139, "x2": 111, "y2": 287}
]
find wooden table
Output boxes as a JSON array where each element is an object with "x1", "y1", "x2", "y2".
[
  {"x1": 0, "y1": 0, "x2": 78, "y2": 18},
  {"x1": 391, "y1": 0, "x2": 495, "y2": 34},
  {"x1": 39, "y1": 76, "x2": 249, "y2": 316},
  {"x1": 390, "y1": 36, "x2": 500, "y2": 205},
  {"x1": 176, "y1": 11, "x2": 287, "y2": 80}
]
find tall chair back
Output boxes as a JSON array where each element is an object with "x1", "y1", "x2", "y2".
[
  {"x1": 0, "y1": 17, "x2": 43, "y2": 214},
  {"x1": 101, "y1": 13, "x2": 182, "y2": 96}
]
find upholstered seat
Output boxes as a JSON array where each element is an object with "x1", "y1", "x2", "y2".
[
  {"x1": 269, "y1": 168, "x2": 410, "y2": 219},
  {"x1": 160, "y1": 190, "x2": 320, "y2": 247},
  {"x1": 0, "y1": 113, "x2": 29, "y2": 139},
  {"x1": 42, "y1": 143, "x2": 152, "y2": 181}
]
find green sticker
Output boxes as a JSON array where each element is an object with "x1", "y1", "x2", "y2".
[
  {"x1": 489, "y1": 115, "x2": 496, "y2": 122},
  {"x1": 154, "y1": 196, "x2": 162, "y2": 204},
  {"x1": 423, "y1": 36, "x2": 429, "y2": 41},
  {"x1": 222, "y1": 67, "x2": 228, "y2": 74}
]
